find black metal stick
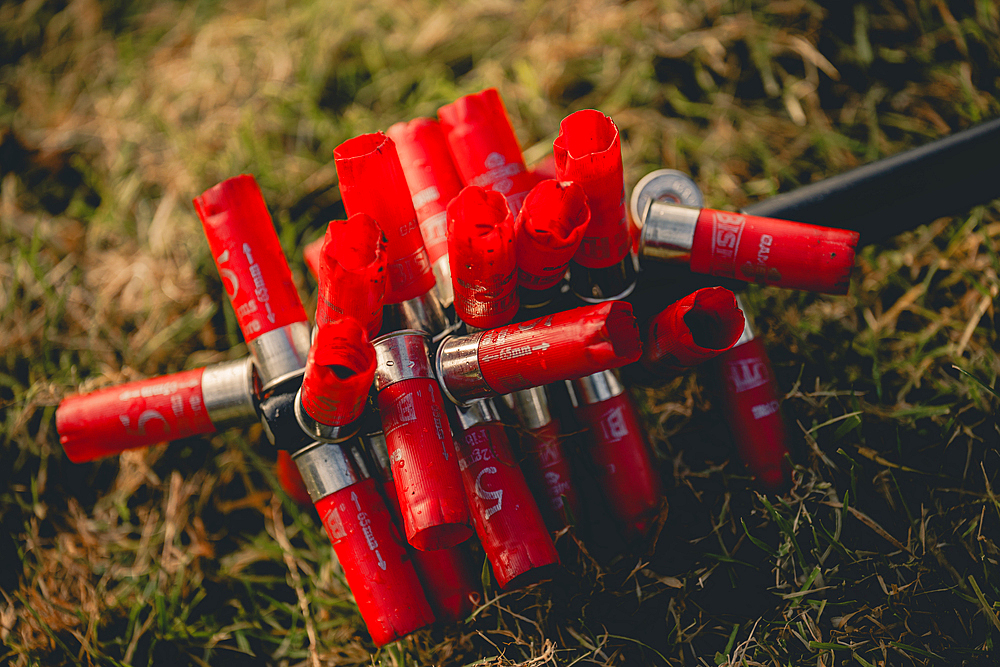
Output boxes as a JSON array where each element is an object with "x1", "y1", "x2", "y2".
[
  {"x1": 626, "y1": 116, "x2": 1000, "y2": 318},
  {"x1": 743, "y1": 116, "x2": 1000, "y2": 247}
]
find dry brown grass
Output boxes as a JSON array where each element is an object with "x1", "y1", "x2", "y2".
[{"x1": 2, "y1": 0, "x2": 999, "y2": 665}]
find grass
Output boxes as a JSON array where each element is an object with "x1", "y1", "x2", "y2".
[{"x1": 2, "y1": 0, "x2": 1000, "y2": 664}]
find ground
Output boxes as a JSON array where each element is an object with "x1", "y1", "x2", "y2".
[{"x1": 1, "y1": 0, "x2": 1000, "y2": 665}]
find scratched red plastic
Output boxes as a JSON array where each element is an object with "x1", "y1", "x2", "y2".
[
  {"x1": 447, "y1": 186, "x2": 519, "y2": 328},
  {"x1": 57, "y1": 368, "x2": 214, "y2": 463},
  {"x1": 334, "y1": 133, "x2": 436, "y2": 303},
  {"x1": 300, "y1": 317, "x2": 376, "y2": 427},
  {"x1": 714, "y1": 338, "x2": 792, "y2": 491},
  {"x1": 514, "y1": 180, "x2": 590, "y2": 290},
  {"x1": 315, "y1": 214, "x2": 387, "y2": 339},
  {"x1": 438, "y1": 88, "x2": 535, "y2": 215},
  {"x1": 456, "y1": 421, "x2": 558, "y2": 589},
  {"x1": 641, "y1": 287, "x2": 745, "y2": 376},
  {"x1": 315, "y1": 478, "x2": 435, "y2": 645},
  {"x1": 381, "y1": 478, "x2": 480, "y2": 624},
  {"x1": 519, "y1": 419, "x2": 582, "y2": 529},
  {"x1": 689, "y1": 209, "x2": 859, "y2": 294},
  {"x1": 553, "y1": 110, "x2": 631, "y2": 270},
  {"x1": 574, "y1": 392, "x2": 663, "y2": 540},
  {"x1": 476, "y1": 301, "x2": 642, "y2": 395},
  {"x1": 386, "y1": 118, "x2": 463, "y2": 265},
  {"x1": 377, "y1": 378, "x2": 473, "y2": 550},
  {"x1": 276, "y1": 450, "x2": 313, "y2": 506},
  {"x1": 194, "y1": 175, "x2": 307, "y2": 341}
]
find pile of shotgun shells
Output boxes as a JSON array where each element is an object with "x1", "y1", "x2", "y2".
[{"x1": 56, "y1": 87, "x2": 860, "y2": 646}]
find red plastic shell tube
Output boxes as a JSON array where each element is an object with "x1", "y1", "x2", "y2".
[
  {"x1": 639, "y1": 287, "x2": 745, "y2": 378},
  {"x1": 315, "y1": 476, "x2": 436, "y2": 644},
  {"x1": 408, "y1": 534, "x2": 480, "y2": 623},
  {"x1": 514, "y1": 180, "x2": 589, "y2": 291},
  {"x1": 57, "y1": 358, "x2": 257, "y2": 463},
  {"x1": 194, "y1": 175, "x2": 307, "y2": 341},
  {"x1": 303, "y1": 236, "x2": 323, "y2": 280},
  {"x1": 454, "y1": 408, "x2": 559, "y2": 589},
  {"x1": 689, "y1": 209, "x2": 858, "y2": 294},
  {"x1": 315, "y1": 214, "x2": 387, "y2": 339},
  {"x1": 571, "y1": 375, "x2": 663, "y2": 540},
  {"x1": 386, "y1": 118, "x2": 463, "y2": 268},
  {"x1": 373, "y1": 332, "x2": 473, "y2": 550},
  {"x1": 553, "y1": 110, "x2": 631, "y2": 270},
  {"x1": 713, "y1": 337, "x2": 792, "y2": 491},
  {"x1": 447, "y1": 186, "x2": 519, "y2": 328},
  {"x1": 438, "y1": 88, "x2": 535, "y2": 215},
  {"x1": 518, "y1": 418, "x2": 582, "y2": 529},
  {"x1": 377, "y1": 378, "x2": 473, "y2": 550},
  {"x1": 381, "y1": 476, "x2": 481, "y2": 623},
  {"x1": 334, "y1": 133, "x2": 436, "y2": 303},
  {"x1": 436, "y1": 301, "x2": 642, "y2": 403},
  {"x1": 299, "y1": 317, "x2": 376, "y2": 428},
  {"x1": 276, "y1": 450, "x2": 313, "y2": 506},
  {"x1": 362, "y1": 427, "x2": 482, "y2": 623},
  {"x1": 57, "y1": 368, "x2": 214, "y2": 463}
]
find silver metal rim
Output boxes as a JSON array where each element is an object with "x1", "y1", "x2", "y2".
[
  {"x1": 508, "y1": 386, "x2": 552, "y2": 430},
  {"x1": 630, "y1": 168, "x2": 704, "y2": 227},
  {"x1": 293, "y1": 387, "x2": 362, "y2": 443},
  {"x1": 567, "y1": 369, "x2": 624, "y2": 406},
  {"x1": 431, "y1": 255, "x2": 455, "y2": 309},
  {"x1": 249, "y1": 322, "x2": 312, "y2": 394},
  {"x1": 372, "y1": 330, "x2": 434, "y2": 390},
  {"x1": 434, "y1": 331, "x2": 487, "y2": 405},
  {"x1": 290, "y1": 441, "x2": 360, "y2": 502},
  {"x1": 202, "y1": 356, "x2": 258, "y2": 429},
  {"x1": 638, "y1": 200, "x2": 699, "y2": 262},
  {"x1": 454, "y1": 397, "x2": 501, "y2": 431},
  {"x1": 733, "y1": 294, "x2": 756, "y2": 345},
  {"x1": 572, "y1": 275, "x2": 638, "y2": 303},
  {"x1": 385, "y1": 290, "x2": 450, "y2": 339}
]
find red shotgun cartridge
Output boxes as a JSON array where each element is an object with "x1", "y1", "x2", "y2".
[
  {"x1": 297, "y1": 317, "x2": 376, "y2": 442},
  {"x1": 194, "y1": 175, "x2": 311, "y2": 392},
  {"x1": 314, "y1": 214, "x2": 387, "y2": 340},
  {"x1": 438, "y1": 88, "x2": 535, "y2": 215},
  {"x1": 372, "y1": 331, "x2": 473, "y2": 550},
  {"x1": 514, "y1": 179, "x2": 589, "y2": 306},
  {"x1": 453, "y1": 400, "x2": 559, "y2": 589},
  {"x1": 507, "y1": 386, "x2": 582, "y2": 529},
  {"x1": 293, "y1": 442, "x2": 435, "y2": 644},
  {"x1": 276, "y1": 449, "x2": 313, "y2": 506},
  {"x1": 554, "y1": 109, "x2": 636, "y2": 301},
  {"x1": 568, "y1": 371, "x2": 664, "y2": 541},
  {"x1": 57, "y1": 357, "x2": 257, "y2": 463},
  {"x1": 638, "y1": 200, "x2": 859, "y2": 295},
  {"x1": 629, "y1": 168, "x2": 704, "y2": 244},
  {"x1": 335, "y1": 133, "x2": 448, "y2": 335},
  {"x1": 447, "y1": 186, "x2": 519, "y2": 329},
  {"x1": 712, "y1": 299, "x2": 792, "y2": 491},
  {"x1": 303, "y1": 235, "x2": 323, "y2": 280},
  {"x1": 436, "y1": 301, "x2": 642, "y2": 404},
  {"x1": 363, "y1": 428, "x2": 481, "y2": 624},
  {"x1": 386, "y1": 118, "x2": 464, "y2": 308},
  {"x1": 635, "y1": 287, "x2": 745, "y2": 381}
]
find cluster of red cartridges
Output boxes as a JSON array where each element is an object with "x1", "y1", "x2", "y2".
[{"x1": 55, "y1": 88, "x2": 859, "y2": 646}]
